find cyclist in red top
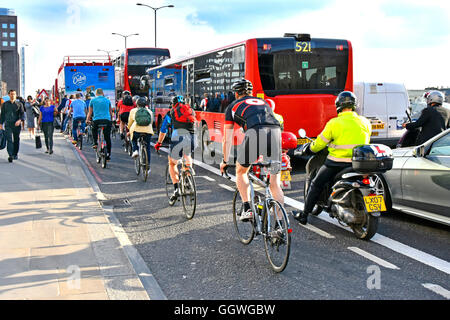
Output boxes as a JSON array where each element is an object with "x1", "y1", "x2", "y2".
[{"x1": 118, "y1": 90, "x2": 134, "y2": 139}]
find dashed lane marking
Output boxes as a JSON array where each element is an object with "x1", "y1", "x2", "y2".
[
  {"x1": 422, "y1": 283, "x2": 450, "y2": 299},
  {"x1": 219, "y1": 184, "x2": 235, "y2": 192},
  {"x1": 348, "y1": 247, "x2": 400, "y2": 270}
]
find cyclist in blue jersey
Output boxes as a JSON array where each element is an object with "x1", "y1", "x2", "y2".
[
  {"x1": 70, "y1": 93, "x2": 87, "y2": 145},
  {"x1": 154, "y1": 96, "x2": 197, "y2": 205}
]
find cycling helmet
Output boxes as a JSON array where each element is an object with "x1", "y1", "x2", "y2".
[
  {"x1": 172, "y1": 95, "x2": 184, "y2": 105},
  {"x1": 335, "y1": 91, "x2": 357, "y2": 113},
  {"x1": 136, "y1": 97, "x2": 147, "y2": 107},
  {"x1": 426, "y1": 90, "x2": 444, "y2": 106},
  {"x1": 122, "y1": 95, "x2": 134, "y2": 106},
  {"x1": 281, "y1": 131, "x2": 298, "y2": 150},
  {"x1": 132, "y1": 95, "x2": 140, "y2": 103},
  {"x1": 266, "y1": 98, "x2": 276, "y2": 112},
  {"x1": 231, "y1": 78, "x2": 253, "y2": 95},
  {"x1": 122, "y1": 90, "x2": 131, "y2": 98}
]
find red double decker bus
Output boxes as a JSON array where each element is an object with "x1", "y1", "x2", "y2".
[
  {"x1": 113, "y1": 47, "x2": 170, "y2": 100},
  {"x1": 148, "y1": 34, "x2": 352, "y2": 158}
]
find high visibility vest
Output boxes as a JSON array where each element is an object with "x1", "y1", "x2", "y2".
[{"x1": 310, "y1": 111, "x2": 372, "y2": 163}]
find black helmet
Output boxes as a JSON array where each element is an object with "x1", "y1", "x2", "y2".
[
  {"x1": 122, "y1": 95, "x2": 134, "y2": 106},
  {"x1": 122, "y1": 90, "x2": 131, "y2": 98},
  {"x1": 231, "y1": 78, "x2": 253, "y2": 95},
  {"x1": 172, "y1": 95, "x2": 184, "y2": 105},
  {"x1": 137, "y1": 97, "x2": 147, "y2": 107},
  {"x1": 335, "y1": 91, "x2": 357, "y2": 113}
]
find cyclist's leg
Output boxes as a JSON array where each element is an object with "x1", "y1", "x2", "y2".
[
  {"x1": 236, "y1": 162, "x2": 251, "y2": 203},
  {"x1": 168, "y1": 156, "x2": 180, "y2": 185},
  {"x1": 104, "y1": 121, "x2": 112, "y2": 155},
  {"x1": 144, "y1": 134, "x2": 152, "y2": 165},
  {"x1": 72, "y1": 118, "x2": 78, "y2": 141},
  {"x1": 131, "y1": 132, "x2": 139, "y2": 152},
  {"x1": 80, "y1": 118, "x2": 86, "y2": 134},
  {"x1": 92, "y1": 120, "x2": 99, "y2": 146}
]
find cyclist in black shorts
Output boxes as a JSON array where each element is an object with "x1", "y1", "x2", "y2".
[{"x1": 220, "y1": 79, "x2": 284, "y2": 221}]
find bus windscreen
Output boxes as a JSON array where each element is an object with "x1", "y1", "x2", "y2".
[
  {"x1": 257, "y1": 38, "x2": 349, "y2": 95},
  {"x1": 128, "y1": 49, "x2": 170, "y2": 66}
]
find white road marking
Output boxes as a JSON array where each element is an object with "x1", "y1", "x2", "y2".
[
  {"x1": 422, "y1": 283, "x2": 450, "y2": 299},
  {"x1": 218, "y1": 184, "x2": 235, "y2": 192},
  {"x1": 299, "y1": 223, "x2": 335, "y2": 239},
  {"x1": 102, "y1": 180, "x2": 138, "y2": 185},
  {"x1": 348, "y1": 247, "x2": 400, "y2": 270},
  {"x1": 152, "y1": 141, "x2": 450, "y2": 275},
  {"x1": 198, "y1": 176, "x2": 215, "y2": 182}
]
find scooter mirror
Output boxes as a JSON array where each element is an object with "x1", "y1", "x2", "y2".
[{"x1": 298, "y1": 129, "x2": 306, "y2": 138}]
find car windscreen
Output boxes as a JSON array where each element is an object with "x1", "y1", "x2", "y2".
[{"x1": 257, "y1": 38, "x2": 349, "y2": 96}]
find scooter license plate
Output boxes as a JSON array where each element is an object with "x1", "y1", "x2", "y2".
[
  {"x1": 363, "y1": 195, "x2": 386, "y2": 212},
  {"x1": 281, "y1": 171, "x2": 291, "y2": 181}
]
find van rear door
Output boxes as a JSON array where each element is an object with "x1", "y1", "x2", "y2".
[
  {"x1": 386, "y1": 84, "x2": 409, "y2": 139},
  {"x1": 364, "y1": 83, "x2": 388, "y2": 140}
]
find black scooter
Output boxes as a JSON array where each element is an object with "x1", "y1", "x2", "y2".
[
  {"x1": 396, "y1": 110, "x2": 420, "y2": 148},
  {"x1": 297, "y1": 129, "x2": 393, "y2": 240}
]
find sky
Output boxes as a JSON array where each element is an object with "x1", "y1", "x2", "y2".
[{"x1": 4, "y1": 0, "x2": 450, "y2": 96}]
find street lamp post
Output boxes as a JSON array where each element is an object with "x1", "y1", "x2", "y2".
[
  {"x1": 20, "y1": 44, "x2": 28, "y2": 97},
  {"x1": 97, "y1": 49, "x2": 119, "y2": 62},
  {"x1": 111, "y1": 33, "x2": 139, "y2": 50},
  {"x1": 136, "y1": 3, "x2": 174, "y2": 47}
]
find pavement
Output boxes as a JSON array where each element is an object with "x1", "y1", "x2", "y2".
[{"x1": 0, "y1": 131, "x2": 150, "y2": 300}]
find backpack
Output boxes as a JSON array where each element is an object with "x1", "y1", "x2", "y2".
[
  {"x1": 135, "y1": 108, "x2": 152, "y2": 126},
  {"x1": 172, "y1": 103, "x2": 195, "y2": 124}
]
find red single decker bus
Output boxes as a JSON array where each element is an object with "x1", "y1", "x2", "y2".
[
  {"x1": 148, "y1": 33, "x2": 353, "y2": 158},
  {"x1": 113, "y1": 47, "x2": 170, "y2": 99}
]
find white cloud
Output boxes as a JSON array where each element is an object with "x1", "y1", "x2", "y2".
[{"x1": 16, "y1": 0, "x2": 450, "y2": 96}]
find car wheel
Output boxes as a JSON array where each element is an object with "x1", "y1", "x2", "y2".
[{"x1": 374, "y1": 173, "x2": 392, "y2": 212}]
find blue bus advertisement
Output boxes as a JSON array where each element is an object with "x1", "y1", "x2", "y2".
[{"x1": 59, "y1": 65, "x2": 116, "y2": 104}]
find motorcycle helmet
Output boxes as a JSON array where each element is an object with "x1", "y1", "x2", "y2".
[
  {"x1": 426, "y1": 90, "x2": 444, "y2": 106},
  {"x1": 335, "y1": 91, "x2": 357, "y2": 113},
  {"x1": 136, "y1": 97, "x2": 147, "y2": 107},
  {"x1": 172, "y1": 95, "x2": 184, "y2": 105},
  {"x1": 281, "y1": 131, "x2": 298, "y2": 150},
  {"x1": 231, "y1": 78, "x2": 253, "y2": 95}
]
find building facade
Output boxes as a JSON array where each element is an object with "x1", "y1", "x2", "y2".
[{"x1": 0, "y1": 8, "x2": 19, "y2": 94}]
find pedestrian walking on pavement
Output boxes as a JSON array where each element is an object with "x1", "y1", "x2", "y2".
[
  {"x1": 0, "y1": 89, "x2": 25, "y2": 163},
  {"x1": 24, "y1": 95, "x2": 37, "y2": 138},
  {"x1": 38, "y1": 97, "x2": 58, "y2": 155}
]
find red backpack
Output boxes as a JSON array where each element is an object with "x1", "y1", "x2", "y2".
[{"x1": 172, "y1": 103, "x2": 195, "y2": 123}]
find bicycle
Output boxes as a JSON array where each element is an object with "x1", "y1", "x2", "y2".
[
  {"x1": 95, "y1": 124, "x2": 108, "y2": 168},
  {"x1": 85, "y1": 123, "x2": 93, "y2": 145},
  {"x1": 223, "y1": 162, "x2": 292, "y2": 273},
  {"x1": 123, "y1": 125, "x2": 132, "y2": 156},
  {"x1": 75, "y1": 120, "x2": 84, "y2": 150},
  {"x1": 111, "y1": 121, "x2": 117, "y2": 140},
  {"x1": 159, "y1": 150, "x2": 197, "y2": 220},
  {"x1": 134, "y1": 135, "x2": 150, "y2": 182}
]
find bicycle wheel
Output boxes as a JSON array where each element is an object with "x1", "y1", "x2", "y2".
[
  {"x1": 141, "y1": 146, "x2": 149, "y2": 182},
  {"x1": 78, "y1": 133, "x2": 83, "y2": 150},
  {"x1": 263, "y1": 200, "x2": 291, "y2": 273},
  {"x1": 232, "y1": 190, "x2": 255, "y2": 245},
  {"x1": 165, "y1": 164, "x2": 175, "y2": 204},
  {"x1": 134, "y1": 151, "x2": 141, "y2": 175},
  {"x1": 181, "y1": 169, "x2": 196, "y2": 219}
]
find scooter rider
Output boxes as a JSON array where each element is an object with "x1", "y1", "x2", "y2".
[
  {"x1": 292, "y1": 91, "x2": 372, "y2": 225},
  {"x1": 402, "y1": 90, "x2": 450, "y2": 145}
]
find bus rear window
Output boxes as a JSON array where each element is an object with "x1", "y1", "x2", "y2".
[{"x1": 257, "y1": 38, "x2": 349, "y2": 95}]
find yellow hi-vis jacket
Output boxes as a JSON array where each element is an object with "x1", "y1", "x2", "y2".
[
  {"x1": 274, "y1": 113, "x2": 284, "y2": 130},
  {"x1": 310, "y1": 111, "x2": 372, "y2": 163}
]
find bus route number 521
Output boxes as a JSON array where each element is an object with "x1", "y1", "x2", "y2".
[{"x1": 295, "y1": 42, "x2": 312, "y2": 53}]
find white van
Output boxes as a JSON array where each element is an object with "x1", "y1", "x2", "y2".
[{"x1": 354, "y1": 82, "x2": 410, "y2": 148}]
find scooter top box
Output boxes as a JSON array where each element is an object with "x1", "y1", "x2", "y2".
[{"x1": 352, "y1": 144, "x2": 393, "y2": 173}]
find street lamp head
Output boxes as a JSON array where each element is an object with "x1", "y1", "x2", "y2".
[{"x1": 168, "y1": 5, "x2": 174, "y2": 7}]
